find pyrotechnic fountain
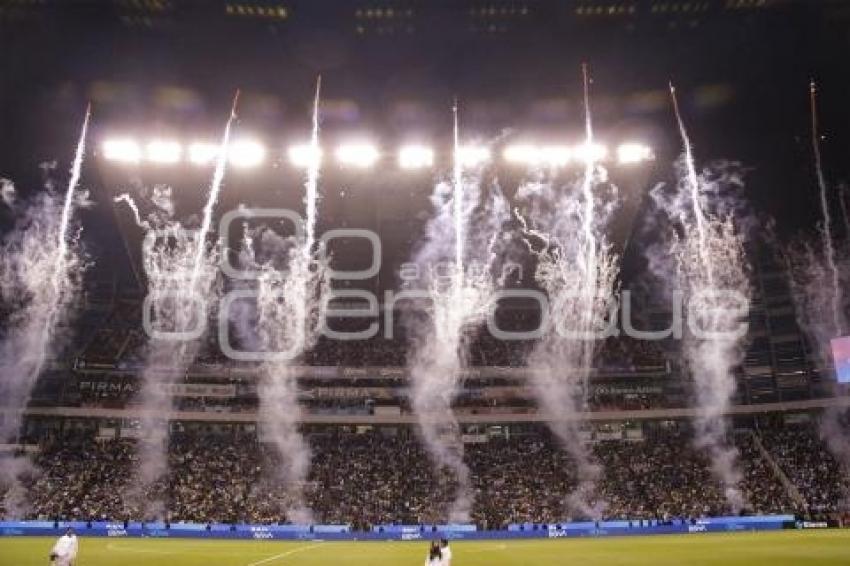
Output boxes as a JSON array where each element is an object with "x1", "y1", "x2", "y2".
[
  {"x1": 515, "y1": 66, "x2": 618, "y2": 519},
  {"x1": 787, "y1": 82, "x2": 847, "y2": 354},
  {"x1": 0, "y1": 106, "x2": 91, "y2": 517},
  {"x1": 248, "y1": 78, "x2": 325, "y2": 523},
  {"x1": 659, "y1": 84, "x2": 751, "y2": 512},
  {"x1": 405, "y1": 101, "x2": 510, "y2": 522},
  {"x1": 121, "y1": 93, "x2": 239, "y2": 517},
  {"x1": 786, "y1": 82, "x2": 850, "y2": 506}
]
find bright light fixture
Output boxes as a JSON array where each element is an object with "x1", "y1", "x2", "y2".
[
  {"x1": 573, "y1": 142, "x2": 608, "y2": 164},
  {"x1": 503, "y1": 144, "x2": 572, "y2": 167},
  {"x1": 539, "y1": 145, "x2": 573, "y2": 167},
  {"x1": 398, "y1": 145, "x2": 434, "y2": 169},
  {"x1": 103, "y1": 138, "x2": 142, "y2": 163},
  {"x1": 145, "y1": 139, "x2": 182, "y2": 164},
  {"x1": 455, "y1": 145, "x2": 491, "y2": 167},
  {"x1": 228, "y1": 140, "x2": 266, "y2": 168},
  {"x1": 616, "y1": 142, "x2": 653, "y2": 165},
  {"x1": 288, "y1": 143, "x2": 323, "y2": 169},
  {"x1": 503, "y1": 144, "x2": 538, "y2": 164},
  {"x1": 188, "y1": 142, "x2": 220, "y2": 165},
  {"x1": 336, "y1": 143, "x2": 380, "y2": 168}
]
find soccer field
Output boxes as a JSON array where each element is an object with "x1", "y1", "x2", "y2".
[{"x1": 1, "y1": 531, "x2": 849, "y2": 566}]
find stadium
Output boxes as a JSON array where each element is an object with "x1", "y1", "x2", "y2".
[{"x1": 1, "y1": 1, "x2": 850, "y2": 565}]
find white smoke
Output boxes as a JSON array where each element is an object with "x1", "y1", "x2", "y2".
[
  {"x1": 1, "y1": 179, "x2": 15, "y2": 208},
  {"x1": 0, "y1": 108, "x2": 91, "y2": 518},
  {"x1": 786, "y1": 240, "x2": 847, "y2": 364},
  {"x1": 511, "y1": 67, "x2": 620, "y2": 520},
  {"x1": 227, "y1": 79, "x2": 325, "y2": 524},
  {"x1": 677, "y1": 213, "x2": 750, "y2": 512},
  {"x1": 785, "y1": 82, "x2": 850, "y2": 511},
  {"x1": 515, "y1": 169, "x2": 619, "y2": 520},
  {"x1": 114, "y1": 186, "x2": 222, "y2": 518},
  {"x1": 404, "y1": 116, "x2": 511, "y2": 521},
  {"x1": 649, "y1": 99, "x2": 752, "y2": 513},
  {"x1": 233, "y1": 223, "x2": 326, "y2": 523},
  {"x1": 122, "y1": 95, "x2": 238, "y2": 518}
]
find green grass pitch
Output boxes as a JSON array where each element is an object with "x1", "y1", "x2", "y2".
[{"x1": 1, "y1": 530, "x2": 849, "y2": 566}]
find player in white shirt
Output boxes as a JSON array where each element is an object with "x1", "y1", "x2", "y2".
[
  {"x1": 439, "y1": 538, "x2": 452, "y2": 566},
  {"x1": 50, "y1": 528, "x2": 78, "y2": 566}
]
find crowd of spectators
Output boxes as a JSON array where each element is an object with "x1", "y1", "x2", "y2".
[
  {"x1": 737, "y1": 433, "x2": 797, "y2": 514},
  {"x1": 588, "y1": 338, "x2": 665, "y2": 373},
  {"x1": 468, "y1": 435, "x2": 576, "y2": 528},
  {"x1": 24, "y1": 434, "x2": 135, "y2": 521},
  {"x1": 8, "y1": 424, "x2": 843, "y2": 528},
  {"x1": 310, "y1": 433, "x2": 451, "y2": 529},
  {"x1": 761, "y1": 426, "x2": 850, "y2": 514}
]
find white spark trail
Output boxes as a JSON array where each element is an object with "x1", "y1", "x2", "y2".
[
  {"x1": 666, "y1": 83, "x2": 750, "y2": 512},
  {"x1": 114, "y1": 193, "x2": 149, "y2": 229},
  {"x1": 580, "y1": 65, "x2": 598, "y2": 266},
  {"x1": 809, "y1": 81, "x2": 842, "y2": 338},
  {"x1": 304, "y1": 77, "x2": 321, "y2": 257},
  {"x1": 670, "y1": 84, "x2": 714, "y2": 289},
  {"x1": 190, "y1": 91, "x2": 240, "y2": 290},
  {"x1": 453, "y1": 99, "x2": 464, "y2": 280},
  {"x1": 34, "y1": 104, "x2": 91, "y2": 381},
  {"x1": 0, "y1": 105, "x2": 91, "y2": 517},
  {"x1": 517, "y1": 65, "x2": 618, "y2": 519},
  {"x1": 787, "y1": 81, "x2": 850, "y2": 512},
  {"x1": 128, "y1": 92, "x2": 239, "y2": 518},
  {"x1": 405, "y1": 101, "x2": 509, "y2": 522},
  {"x1": 252, "y1": 77, "x2": 325, "y2": 523}
]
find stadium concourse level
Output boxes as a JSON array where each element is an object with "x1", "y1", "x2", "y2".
[{"x1": 4, "y1": 422, "x2": 849, "y2": 530}]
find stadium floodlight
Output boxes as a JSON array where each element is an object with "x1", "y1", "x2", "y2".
[
  {"x1": 336, "y1": 142, "x2": 380, "y2": 168},
  {"x1": 228, "y1": 140, "x2": 266, "y2": 168},
  {"x1": 573, "y1": 142, "x2": 608, "y2": 164},
  {"x1": 145, "y1": 139, "x2": 182, "y2": 164},
  {"x1": 616, "y1": 142, "x2": 654, "y2": 165},
  {"x1": 188, "y1": 142, "x2": 220, "y2": 166},
  {"x1": 288, "y1": 143, "x2": 323, "y2": 169},
  {"x1": 539, "y1": 145, "x2": 573, "y2": 167},
  {"x1": 398, "y1": 145, "x2": 434, "y2": 169},
  {"x1": 102, "y1": 138, "x2": 142, "y2": 163},
  {"x1": 455, "y1": 145, "x2": 491, "y2": 167},
  {"x1": 503, "y1": 144, "x2": 572, "y2": 167},
  {"x1": 503, "y1": 144, "x2": 539, "y2": 165}
]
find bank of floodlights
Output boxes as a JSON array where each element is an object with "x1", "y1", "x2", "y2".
[{"x1": 101, "y1": 137, "x2": 653, "y2": 169}]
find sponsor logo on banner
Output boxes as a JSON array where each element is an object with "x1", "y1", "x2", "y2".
[
  {"x1": 250, "y1": 526, "x2": 274, "y2": 539},
  {"x1": 799, "y1": 521, "x2": 829, "y2": 529}
]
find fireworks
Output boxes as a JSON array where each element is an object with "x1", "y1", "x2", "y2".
[{"x1": 0, "y1": 105, "x2": 91, "y2": 517}]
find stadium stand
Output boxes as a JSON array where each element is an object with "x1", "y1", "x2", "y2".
[{"x1": 7, "y1": 423, "x2": 843, "y2": 528}]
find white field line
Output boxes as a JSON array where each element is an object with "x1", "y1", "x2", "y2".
[
  {"x1": 105, "y1": 542, "x2": 178, "y2": 555},
  {"x1": 106, "y1": 542, "x2": 256, "y2": 557},
  {"x1": 462, "y1": 543, "x2": 509, "y2": 554},
  {"x1": 244, "y1": 542, "x2": 325, "y2": 566}
]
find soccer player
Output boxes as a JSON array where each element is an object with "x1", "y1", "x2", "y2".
[
  {"x1": 425, "y1": 541, "x2": 442, "y2": 566},
  {"x1": 50, "y1": 528, "x2": 78, "y2": 566},
  {"x1": 439, "y1": 538, "x2": 452, "y2": 566}
]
